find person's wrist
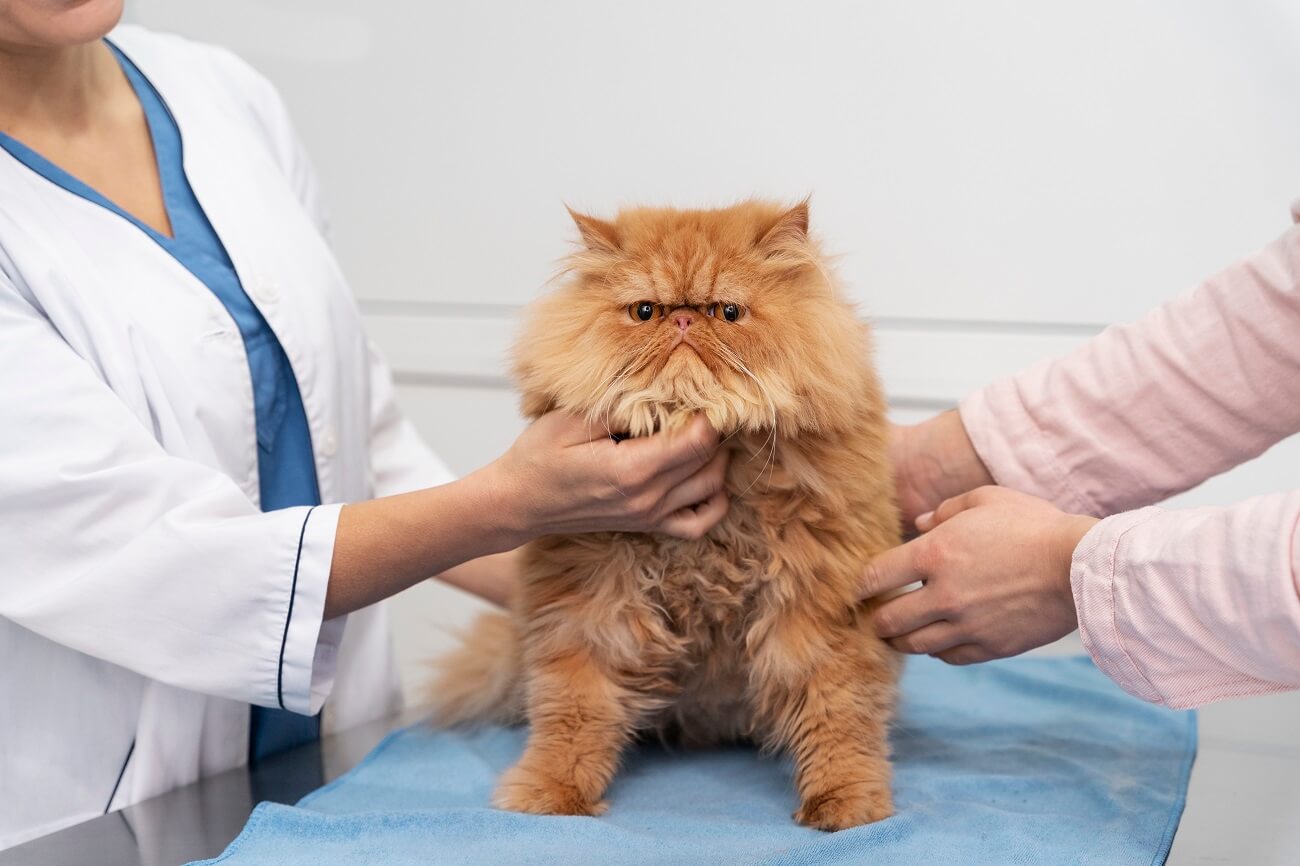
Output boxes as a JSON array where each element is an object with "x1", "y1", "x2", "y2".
[
  {"x1": 464, "y1": 459, "x2": 535, "y2": 551},
  {"x1": 1050, "y1": 513, "x2": 1099, "y2": 593},
  {"x1": 896, "y1": 411, "x2": 995, "y2": 524},
  {"x1": 932, "y1": 410, "x2": 994, "y2": 495}
]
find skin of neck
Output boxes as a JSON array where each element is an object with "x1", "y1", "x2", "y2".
[
  {"x1": 0, "y1": 0, "x2": 126, "y2": 136},
  {"x1": 0, "y1": 38, "x2": 120, "y2": 135}
]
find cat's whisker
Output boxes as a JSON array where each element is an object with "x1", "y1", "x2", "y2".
[
  {"x1": 580, "y1": 361, "x2": 643, "y2": 493},
  {"x1": 594, "y1": 356, "x2": 652, "y2": 440},
  {"x1": 713, "y1": 345, "x2": 776, "y2": 443},
  {"x1": 588, "y1": 357, "x2": 645, "y2": 436},
  {"x1": 584, "y1": 345, "x2": 664, "y2": 490},
  {"x1": 711, "y1": 343, "x2": 779, "y2": 500}
]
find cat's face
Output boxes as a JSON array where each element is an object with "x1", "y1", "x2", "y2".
[{"x1": 515, "y1": 200, "x2": 874, "y2": 437}]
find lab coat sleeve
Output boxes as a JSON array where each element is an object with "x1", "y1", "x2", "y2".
[{"x1": 0, "y1": 281, "x2": 342, "y2": 715}]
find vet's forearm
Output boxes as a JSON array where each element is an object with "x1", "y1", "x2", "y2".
[{"x1": 324, "y1": 465, "x2": 526, "y2": 619}]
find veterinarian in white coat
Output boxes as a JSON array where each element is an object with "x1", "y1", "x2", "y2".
[{"x1": 0, "y1": 6, "x2": 729, "y2": 850}]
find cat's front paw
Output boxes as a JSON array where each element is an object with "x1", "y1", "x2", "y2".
[
  {"x1": 492, "y1": 764, "x2": 608, "y2": 817},
  {"x1": 794, "y1": 784, "x2": 893, "y2": 831}
]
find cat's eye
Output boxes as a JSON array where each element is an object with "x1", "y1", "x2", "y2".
[
  {"x1": 707, "y1": 303, "x2": 743, "y2": 322},
  {"x1": 629, "y1": 301, "x2": 658, "y2": 322}
]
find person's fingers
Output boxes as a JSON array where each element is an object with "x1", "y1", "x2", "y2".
[
  {"x1": 871, "y1": 586, "x2": 949, "y2": 639},
  {"x1": 887, "y1": 621, "x2": 964, "y2": 655},
  {"x1": 657, "y1": 448, "x2": 728, "y2": 516},
  {"x1": 652, "y1": 431, "x2": 731, "y2": 494},
  {"x1": 657, "y1": 489, "x2": 729, "y2": 539},
  {"x1": 859, "y1": 539, "x2": 926, "y2": 601},
  {"x1": 933, "y1": 644, "x2": 989, "y2": 666},
  {"x1": 615, "y1": 416, "x2": 719, "y2": 486},
  {"x1": 549, "y1": 409, "x2": 677, "y2": 449},
  {"x1": 918, "y1": 485, "x2": 999, "y2": 531}
]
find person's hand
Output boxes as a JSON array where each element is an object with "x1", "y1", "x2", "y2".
[
  {"x1": 486, "y1": 411, "x2": 730, "y2": 542},
  {"x1": 891, "y1": 410, "x2": 995, "y2": 531},
  {"x1": 860, "y1": 486, "x2": 1099, "y2": 664}
]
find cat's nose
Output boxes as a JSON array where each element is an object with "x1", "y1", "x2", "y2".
[{"x1": 674, "y1": 310, "x2": 696, "y2": 332}]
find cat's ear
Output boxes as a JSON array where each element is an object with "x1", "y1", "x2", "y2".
[
  {"x1": 566, "y1": 206, "x2": 622, "y2": 254},
  {"x1": 756, "y1": 200, "x2": 810, "y2": 254}
]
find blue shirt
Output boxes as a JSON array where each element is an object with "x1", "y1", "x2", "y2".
[{"x1": 0, "y1": 41, "x2": 321, "y2": 763}]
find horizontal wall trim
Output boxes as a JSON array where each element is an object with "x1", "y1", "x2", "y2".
[
  {"x1": 887, "y1": 396, "x2": 966, "y2": 413},
  {"x1": 361, "y1": 299, "x2": 524, "y2": 319},
  {"x1": 365, "y1": 309, "x2": 1091, "y2": 406},
  {"x1": 868, "y1": 316, "x2": 1104, "y2": 337},
  {"x1": 358, "y1": 299, "x2": 1107, "y2": 337},
  {"x1": 393, "y1": 371, "x2": 512, "y2": 390}
]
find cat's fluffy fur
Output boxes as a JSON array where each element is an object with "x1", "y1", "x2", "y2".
[{"x1": 430, "y1": 200, "x2": 901, "y2": 831}]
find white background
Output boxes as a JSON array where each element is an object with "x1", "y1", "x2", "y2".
[{"x1": 127, "y1": 3, "x2": 1300, "y2": 859}]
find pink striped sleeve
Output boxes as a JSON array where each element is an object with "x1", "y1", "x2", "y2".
[
  {"x1": 959, "y1": 202, "x2": 1300, "y2": 517},
  {"x1": 1070, "y1": 493, "x2": 1300, "y2": 708}
]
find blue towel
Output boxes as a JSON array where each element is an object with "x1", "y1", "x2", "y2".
[{"x1": 190, "y1": 656, "x2": 1195, "y2": 865}]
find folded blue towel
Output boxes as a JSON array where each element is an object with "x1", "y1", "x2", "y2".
[{"x1": 190, "y1": 655, "x2": 1194, "y2": 865}]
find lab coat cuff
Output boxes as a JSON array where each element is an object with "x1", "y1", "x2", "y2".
[
  {"x1": 1070, "y1": 507, "x2": 1166, "y2": 705},
  {"x1": 275, "y1": 502, "x2": 345, "y2": 716},
  {"x1": 959, "y1": 376, "x2": 1098, "y2": 516}
]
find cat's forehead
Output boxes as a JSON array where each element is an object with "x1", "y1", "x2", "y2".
[
  {"x1": 611, "y1": 249, "x2": 754, "y2": 305},
  {"x1": 618, "y1": 222, "x2": 753, "y2": 299},
  {"x1": 625, "y1": 215, "x2": 756, "y2": 260}
]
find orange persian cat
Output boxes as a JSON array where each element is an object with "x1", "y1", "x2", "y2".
[{"x1": 431, "y1": 200, "x2": 901, "y2": 831}]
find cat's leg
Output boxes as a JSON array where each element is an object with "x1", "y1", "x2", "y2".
[
  {"x1": 755, "y1": 612, "x2": 897, "y2": 831},
  {"x1": 493, "y1": 648, "x2": 635, "y2": 817}
]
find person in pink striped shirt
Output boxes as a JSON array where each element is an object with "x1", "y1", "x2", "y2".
[{"x1": 862, "y1": 198, "x2": 1300, "y2": 710}]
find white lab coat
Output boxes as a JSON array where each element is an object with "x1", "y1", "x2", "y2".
[{"x1": 0, "y1": 26, "x2": 454, "y2": 848}]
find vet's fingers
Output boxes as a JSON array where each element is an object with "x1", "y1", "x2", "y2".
[
  {"x1": 651, "y1": 432, "x2": 731, "y2": 495},
  {"x1": 657, "y1": 448, "x2": 729, "y2": 516},
  {"x1": 619, "y1": 415, "x2": 720, "y2": 483},
  {"x1": 657, "y1": 489, "x2": 729, "y2": 540},
  {"x1": 917, "y1": 486, "x2": 999, "y2": 532},
  {"x1": 933, "y1": 644, "x2": 991, "y2": 666},
  {"x1": 871, "y1": 587, "x2": 947, "y2": 639},
  {"x1": 859, "y1": 539, "x2": 925, "y2": 601},
  {"x1": 887, "y1": 621, "x2": 964, "y2": 656}
]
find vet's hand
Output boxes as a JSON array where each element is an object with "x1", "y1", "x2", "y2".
[
  {"x1": 490, "y1": 411, "x2": 730, "y2": 541},
  {"x1": 891, "y1": 410, "x2": 995, "y2": 531},
  {"x1": 860, "y1": 487, "x2": 1098, "y2": 664}
]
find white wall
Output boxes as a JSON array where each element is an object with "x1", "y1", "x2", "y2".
[{"x1": 131, "y1": 0, "x2": 1300, "y2": 702}]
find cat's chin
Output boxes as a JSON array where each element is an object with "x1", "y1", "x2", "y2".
[
  {"x1": 593, "y1": 347, "x2": 778, "y2": 438},
  {"x1": 599, "y1": 396, "x2": 762, "y2": 442},
  {"x1": 601, "y1": 403, "x2": 702, "y2": 440}
]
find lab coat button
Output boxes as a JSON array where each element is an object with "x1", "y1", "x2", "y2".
[
  {"x1": 320, "y1": 427, "x2": 338, "y2": 458},
  {"x1": 253, "y1": 280, "x2": 280, "y2": 304},
  {"x1": 248, "y1": 270, "x2": 279, "y2": 304}
]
